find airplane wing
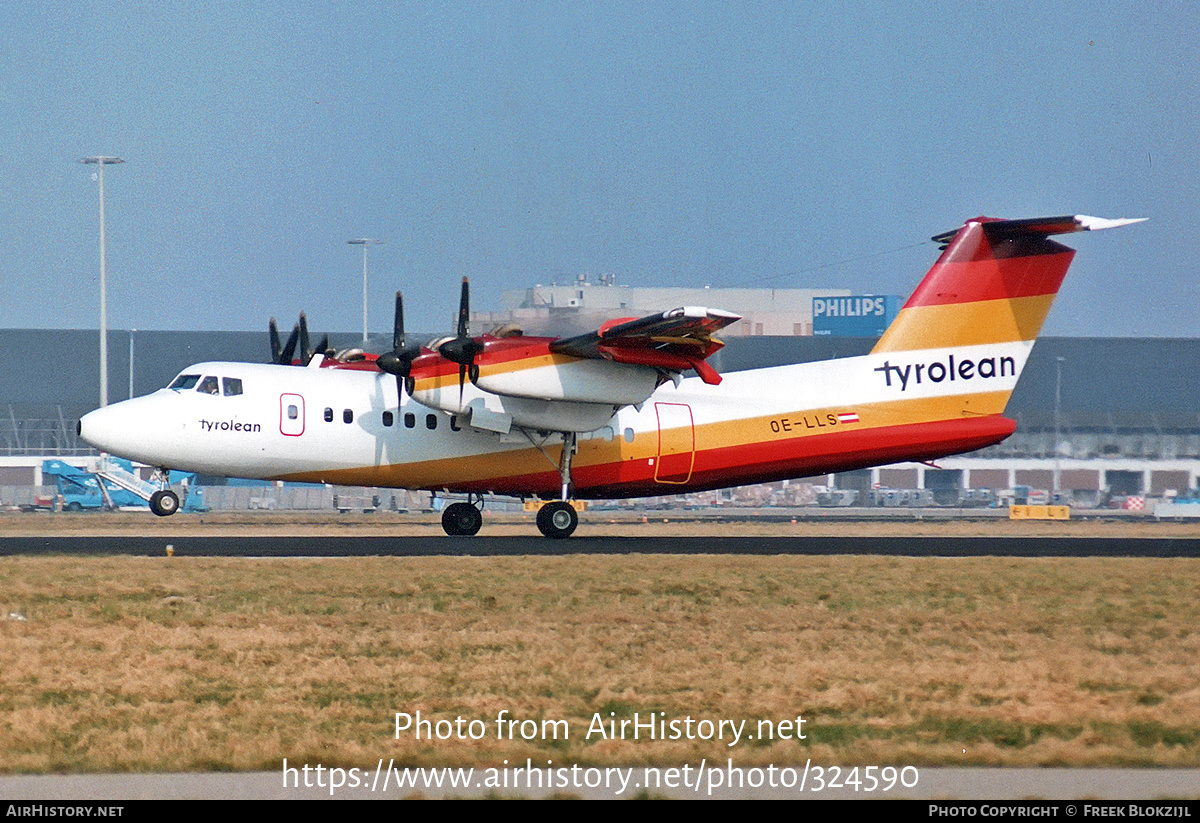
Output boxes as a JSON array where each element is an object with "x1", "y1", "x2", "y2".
[{"x1": 549, "y1": 306, "x2": 741, "y2": 385}]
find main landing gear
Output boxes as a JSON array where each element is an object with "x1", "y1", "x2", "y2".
[
  {"x1": 437, "y1": 432, "x2": 581, "y2": 538},
  {"x1": 535, "y1": 430, "x2": 579, "y2": 538},
  {"x1": 439, "y1": 497, "x2": 578, "y2": 538},
  {"x1": 441, "y1": 498, "x2": 483, "y2": 536},
  {"x1": 536, "y1": 500, "x2": 577, "y2": 539}
]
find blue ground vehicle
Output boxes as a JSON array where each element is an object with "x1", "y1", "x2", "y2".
[{"x1": 41, "y1": 459, "x2": 204, "y2": 512}]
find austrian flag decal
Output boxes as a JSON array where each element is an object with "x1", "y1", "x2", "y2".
[{"x1": 836, "y1": 412, "x2": 860, "y2": 424}]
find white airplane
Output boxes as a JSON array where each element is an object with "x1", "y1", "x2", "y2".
[{"x1": 78, "y1": 214, "x2": 1142, "y2": 537}]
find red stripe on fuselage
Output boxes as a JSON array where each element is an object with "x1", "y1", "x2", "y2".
[{"x1": 436, "y1": 414, "x2": 1017, "y2": 498}]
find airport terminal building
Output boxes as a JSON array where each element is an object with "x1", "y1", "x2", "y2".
[
  {"x1": 469, "y1": 277, "x2": 860, "y2": 338},
  {"x1": 1, "y1": 325, "x2": 1198, "y2": 511}
]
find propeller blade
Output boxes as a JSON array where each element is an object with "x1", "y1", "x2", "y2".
[
  {"x1": 456, "y1": 277, "x2": 470, "y2": 339},
  {"x1": 393, "y1": 291, "x2": 405, "y2": 350},
  {"x1": 269, "y1": 318, "x2": 282, "y2": 364},
  {"x1": 279, "y1": 324, "x2": 300, "y2": 365},
  {"x1": 299, "y1": 312, "x2": 311, "y2": 364},
  {"x1": 394, "y1": 291, "x2": 409, "y2": 397}
]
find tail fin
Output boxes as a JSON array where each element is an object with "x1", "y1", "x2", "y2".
[{"x1": 873, "y1": 215, "x2": 1144, "y2": 355}]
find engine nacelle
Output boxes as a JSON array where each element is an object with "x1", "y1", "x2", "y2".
[
  {"x1": 473, "y1": 355, "x2": 659, "y2": 405},
  {"x1": 408, "y1": 339, "x2": 657, "y2": 434},
  {"x1": 410, "y1": 378, "x2": 617, "y2": 434},
  {"x1": 465, "y1": 395, "x2": 617, "y2": 435}
]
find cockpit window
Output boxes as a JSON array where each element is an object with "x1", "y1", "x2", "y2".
[
  {"x1": 222, "y1": 377, "x2": 243, "y2": 397},
  {"x1": 170, "y1": 374, "x2": 201, "y2": 390},
  {"x1": 198, "y1": 376, "x2": 219, "y2": 395}
]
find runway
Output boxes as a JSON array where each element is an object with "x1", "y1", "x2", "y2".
[{"x1": 3, "y1": 534, "x2": 1200, "y2": 557}]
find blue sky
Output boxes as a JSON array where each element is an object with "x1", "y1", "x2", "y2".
[{"x1": 0, "y1": 1, "x2": 1194, "y2": 337}]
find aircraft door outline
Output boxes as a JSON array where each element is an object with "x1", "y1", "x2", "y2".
[
  {"x1": 654, "y1": 402, "x2": 695, "y2": 484},
  {"x1": 280, "y1": 393, "x2": 305, "y2": 437}
]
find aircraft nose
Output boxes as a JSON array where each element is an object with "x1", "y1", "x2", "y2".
[
  {"x1": 77, "y1": 394, "x2": 187, "y2": 468},
  {"x1": 79, "y1": 401, "x2": 156, "y2": 458},
  {"x1": 78, "y1": 405, "x2": 120, "y2": 452}
]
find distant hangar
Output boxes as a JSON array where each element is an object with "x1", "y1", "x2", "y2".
[{"x1": 0, "y1": 327, "x2": 1197, "y2": 502}]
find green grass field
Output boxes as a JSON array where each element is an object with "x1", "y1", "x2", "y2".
[{"x1": 1, "y1": 552, "x2": 1198, "y2": 773}]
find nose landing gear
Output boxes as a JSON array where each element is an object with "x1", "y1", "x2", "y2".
[
  {"x1": 148, "y1": 468, "x2": 180, "y2": 517},
  {"x1": 149, "y1": 489, "x2": 180, "y2": 517}
]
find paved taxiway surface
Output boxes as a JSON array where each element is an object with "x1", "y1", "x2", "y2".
[{"x1": 4, "y1": 534, "x2": 1200, "y2": 556}]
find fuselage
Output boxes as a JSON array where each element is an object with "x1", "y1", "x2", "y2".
[
  {"x1": 78, "y1": 340, "x2": 1026, "y2": 500},
  {"x1": 75, "y1": 214, "x2": 1143, "y2": 533}
]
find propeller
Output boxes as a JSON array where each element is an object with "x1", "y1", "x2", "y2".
[
  {"x1": 436, "y1": 277, "x2": 484, "y2": 402},
  {"x1": 298, "y1": 312, "x2": 329, "y2": 364},
  {"x1": 375, "y1": 291, "x2": 423, "y2": 395},
  {"x1": 269, "y1": 313, "x2": 328, "y2": 366}
]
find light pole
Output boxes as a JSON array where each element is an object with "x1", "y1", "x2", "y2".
[
  {"x1": 129, "y1": 329, "x2": 136, "y2": 401},
  {"x1": 1053, "y1": 355, "x2": 1065, "y2": 498},
  {"x1": 347, "y1": 238, "x2": 382, "y2": 343},
  {"x1": 82, "y1": 156, "x2": 124, "y2": 408}
]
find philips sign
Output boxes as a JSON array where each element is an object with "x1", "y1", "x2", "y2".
[{"x1": 812, "y1": 295, "x2": 901, "y2": 336}]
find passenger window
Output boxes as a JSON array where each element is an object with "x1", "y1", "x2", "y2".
[
  {"x1": 450, "y1": 415, "x2": 460, "y2": 431},
  {"x1": 170, "y1": 374, "x2": 200, "y2": 390},
  {"x1": 222, "y1": 377, "x2": 243, "y2": 397},
  {"x1": 383, "y1": 411, "x2": 394, "y2": 427},
  {"x1": 343, "y1": 409, "x2": 354, "y2": 424},
  {"x1": 404, "y1": 413, "x2": 415, "y2": 428},
  {"x1": 287, "y1": 404, "x2": 299, "y2": 420},
  {"x1": 324, "y1": 408, "x2": 333, "y2": 422},
  {"x1": 198, "y1": 376, "x2": 219, "y2": 394},
  {"x1": 426, "y1": 414, "x2": 437, "y2": 430}
]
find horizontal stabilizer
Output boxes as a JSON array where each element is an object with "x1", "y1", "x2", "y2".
[{"x1": 932, "y1": 214, "x2": 1146, "y2": 247}]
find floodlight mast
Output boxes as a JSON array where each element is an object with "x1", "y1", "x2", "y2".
[
  {"x1": 81, "y1": 156, "x2": 125, "y2": 408},
  {"x1": 1054, "y1": 356, "x2": 1065, "y2": 496},
  {"x1": 348, "y1": 238, "x2": 382, "y2": 343}
]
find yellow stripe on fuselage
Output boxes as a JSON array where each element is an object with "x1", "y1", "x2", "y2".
[{"x1": 275, "y1": 390, "x2": 1013, "y2": 489}]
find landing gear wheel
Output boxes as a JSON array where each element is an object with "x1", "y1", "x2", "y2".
[
  {"x1": 441, "y1": 501, "x2": 483, "y2": 536},
  {"x1": 149, "y1": 489, "x2": 180, "y2": 517},
  {"x1": 536, "y1": 501, "x2": 578, "y2": 539}
]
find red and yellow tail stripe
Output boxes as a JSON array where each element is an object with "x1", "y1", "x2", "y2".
[{"x1": 873, "y1": 217, "x2": 1076, "y2": 354}]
